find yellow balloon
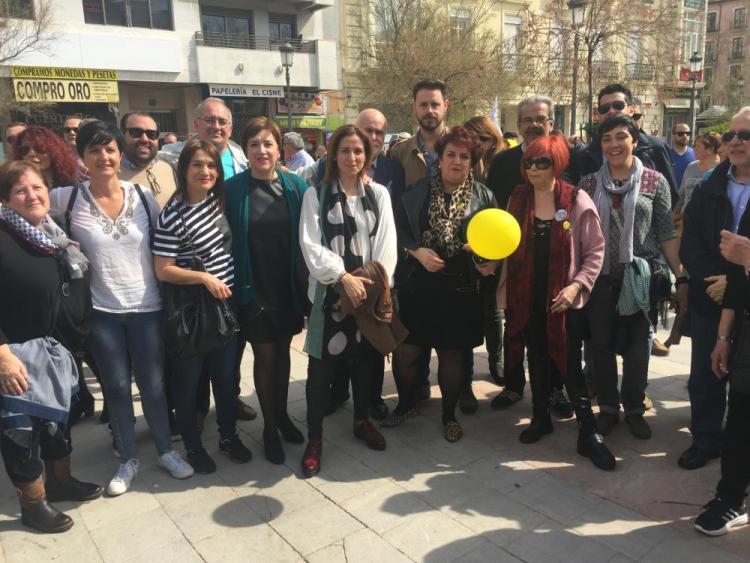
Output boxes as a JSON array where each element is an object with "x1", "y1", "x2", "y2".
[{"x1": 466, "y1": 208, "x2": 521, "y2": 260}]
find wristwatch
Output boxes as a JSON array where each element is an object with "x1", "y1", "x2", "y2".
[{"x1": 717, "y1": 335, "x2": 732, "y2": 343}]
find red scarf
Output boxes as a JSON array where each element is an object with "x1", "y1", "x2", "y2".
[{"x1": 505, "y1": 180, "x2": 577, "y2": 378}]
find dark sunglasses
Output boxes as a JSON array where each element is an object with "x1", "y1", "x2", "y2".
[
  {"x1": 674, "y1": 131, "x2": 691, "y2": 137},
  {"x1": 63, "y1": 127, "x2": 78, "y2": 134},
  {"x1": 523, "y1": 156, "x2": 553, "y2": 170},
  {"x1": 632, "y1": 113, "x2": 643, "y2": 121},
  {"x1": 126, "y1": 127, "x2": 159, "y2": 140},
  {"x1": 722, "y1": 129, "x2": 750, "y2": 143},
  {"x1": 16, "y1": 145, "x2": 46, "y2": 157},
  {"x1": 597, "y1": 100, "x2": 627, "y2": 115}
]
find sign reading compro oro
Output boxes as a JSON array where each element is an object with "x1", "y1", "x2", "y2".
[{"x1": 11, "y1": 66, "x2": 119, "y2": 103}]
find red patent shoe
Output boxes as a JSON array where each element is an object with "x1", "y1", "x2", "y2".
[
  {"x1": 301, "y1": 440, "x2": 322, "y2": 478},
  {"x1": 353, "y1": 420, "x2": 386, "y2": 451}
]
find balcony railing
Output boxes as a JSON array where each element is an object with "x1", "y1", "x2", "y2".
[
  {"x1": 625, "y1": 63, "x2": 655, "y2": 81},
  {"x1": 730, "y1": 51, "x2": 745, "y2": 61},
  {"x1": 195, "y1": 32, "x2": 317, "y2": 53},
  {"x1": 593, "y1": 60, "x2": 619, "y2": 79}
]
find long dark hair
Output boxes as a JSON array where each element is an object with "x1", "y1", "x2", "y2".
[
  {"x1": 175, "y1": 138, "x2": 225, "y2": 210},
  {"x1": 323, "y1": 125, "x2": 372, "y2": 185}
]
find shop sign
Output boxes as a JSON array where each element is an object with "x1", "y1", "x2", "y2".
[
  {"x1": 684, "y1": 0, "x2": 704, "y2": 9},
  {"x1": 272, "y1": 116, "x2": 327, "y2": 129},
  {"x1": 208, "y1": 84, "x2": 283, "y2": 98},
  {"x1": 679, "y1": 67, "x2": 703, "y2": 82},
  {"x1": 11, "y1": 66, "x2": 119, "y2": 103},
  {"x1": 277, "y1": 93, "x2": 325, "y2": 115}
]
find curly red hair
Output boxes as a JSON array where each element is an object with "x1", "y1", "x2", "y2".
[
  {"x1": 14, "y1": 126, "x2": 78, "y2": 188},
  {"x1": 520, "y1": 131, "x2": 570, "y2": 182}
]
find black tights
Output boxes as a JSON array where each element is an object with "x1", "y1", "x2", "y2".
[
  {"x1": 250, "y1": 336, "x2": 294, "y2": 432},
  {"x1": 393, "y1": 344, "x2": 466, "y2": 424}
]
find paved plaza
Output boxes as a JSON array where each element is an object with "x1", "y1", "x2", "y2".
[{"x1": 1, "y1": 329, "x2": 749, "y2": 562}]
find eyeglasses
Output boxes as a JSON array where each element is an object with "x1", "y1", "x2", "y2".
[
  {"x1": 126, "y1": 127, "x2": 159, "y2": 140},
  {"x1": 721, "y1": 129, "x2": 750, "y2": 143},
  {"x1": 674, "y1": 131, "x2": 691, "y2": 137},
  {"x1": 520, "y1": 116, "x2": 552, "y2": 125},
  {"x1": 597, "y1": 100, "x2": 627, "y2": 115},
  {"x1": 632, "y1": 113, "x2": 643, "y2": 121},
  {"x1": 523, "y1": 156, "x2": 553, "y2": 170},
  {"x1": 16, "y1": 145, "x2": 46, "y2": 158},
  {"x1": 63, "y1": 127, "x2": 78, "y2": 134},
  {"x1": 200, "y1": 116, "x2": 231, "y2": 128}
]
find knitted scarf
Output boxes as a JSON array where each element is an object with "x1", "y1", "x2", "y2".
[
  {"x1": 505, "y1": 180, "x2": 577, "y2": 378},
  {"x1": 421, "y1": 173, "x2": 474, "y2": 257}
]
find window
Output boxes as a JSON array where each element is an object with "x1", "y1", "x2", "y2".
[
  {"x1": 0, "y1": 0, "x2": 34, "y2": 18},
  {"x1": 705, "y1": 41, "x2": 715, "y2": 62},
  {"x1": 703, "y1": 66, "x2": 712, "y2": 85},
  {"x1": 733, "y1": 8, "x2": 747, "y2": 29},
  {"x1": 731, "y1": 37, "x2": 744, "y2": 60},
  {"x1": 682, "y1": 15, "x2": 702, "y2": 62},
  {"x1": 503, "y1": 15, "x2": 522, "y2": 71},
  {"x1": 706, "y1": 12, "x2": 718, "y2": 32},
  {"x1": 269, "y1": 13, "x2": 296, "y2": 41},
  {"x1": 200, "y1": 11, "x2": 253, "y2": 47},
  {"x1": 82, "y1": 0, "x2": 173, "y2": 29},
  {"x1": 627, "y1": 34, "x2": 643, "y2": 65},
  {"x1": 450, "y1": 8, "x2": 471, "y2": 34},
  {"x1": 730, "y1": 64, "x2": 742, "y2": 80}
]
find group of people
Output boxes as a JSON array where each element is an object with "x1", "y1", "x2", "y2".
[{"x1": 0, "y1": 80, "x2": 748, "y2": 539}]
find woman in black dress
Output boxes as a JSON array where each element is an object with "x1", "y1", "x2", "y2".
[
  {"x1": 224, "y1": 117, "x2": 309, "y2": 464},
  {"x1": 386, "y1": 125, "x2": 498, "y2": 442}
]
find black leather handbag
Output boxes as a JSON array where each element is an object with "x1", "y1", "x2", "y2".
[{"x1": 162, "y1": 213, "x2": 239, "y2": 358}]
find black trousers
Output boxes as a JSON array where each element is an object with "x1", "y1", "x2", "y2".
[
  {"x1": 330, "y1": 354, "x2": 385, "y2": 405},
  {"x1": 1, "y1": 419, "x2": 72, "y2": 484},
  {"x1": 716, "y1": 390, "x2": 750, "y2": 506}
]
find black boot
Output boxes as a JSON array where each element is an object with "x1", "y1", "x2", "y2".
[
  {"x1": 577, "y1": 430, "x2": 616, "y2": 471},
  {"x1": 44, "y1": 456, "x2": 103, "y2": 503},
  {"x1": 15, "y1": 476, "x2": 74, "y2": 533},
  {"x1": 519, "y1": 416, "x2": 553, "y2": 444}
]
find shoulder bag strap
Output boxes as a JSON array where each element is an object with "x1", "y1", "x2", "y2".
[
  {"x1": 133, "y1": 183, "x2": 155, "y2": 248},
  {"x1": 64, "y1": 185, "x2": 80, "y2": 235}
]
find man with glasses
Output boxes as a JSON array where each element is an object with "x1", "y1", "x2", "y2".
[
  {"x1": 62, "y1": 115, "x2": 82, "y2": 151},
  {"x1": 193, "y1": 97, "x2": 247, "y2": 179},
  {"x1": 570, "y1": 83, "x2": 678, "y2": 206},
  {"x1": 119, "y1": 112, "x2": 177, "y2": 208},
  {"x1": 670, "y1": 123, "x2": 696, "y2": 187},
  {"x1": 3, "y1": 122, "x2": 26, "y2": 161},
  {"x1": 283, "y1": 132, "x2": 314, "y2": 172},
  {"x1": 631, "y1": 98, "x2": 645, "y2": 132}
]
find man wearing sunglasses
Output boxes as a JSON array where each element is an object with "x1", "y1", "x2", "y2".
[
  {"x1": 62, "y1": 115, "x2": 82, "y2": 151},
  {"x1": 118, "y1": 112, "x2": 177, "y2": 209},
  {"x1": 670, "y1": 123, "x2": 696, "y2": 187},
  {"x1": 570, "y1": 83, "x2": 678, "y2": 207},
  {"x1": 4, "y1": 122, "x2": 26, "y2": 162}
]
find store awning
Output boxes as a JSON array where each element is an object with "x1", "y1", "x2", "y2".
[{"x1": 696, "y1": 106, "x2": 729, "y2": 121}]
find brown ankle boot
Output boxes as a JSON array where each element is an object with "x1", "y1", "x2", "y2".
[
  {"x1": 45, "y1": 456, "x2": 103, "y2": 503},
  {"x1": 15, "y1": 476, "x2": 73, "y2": 533}
]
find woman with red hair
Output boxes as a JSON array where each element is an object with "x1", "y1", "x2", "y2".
[
  {"x1": 14, "y1": 126, "x2": 78, "y2": 189},
  {"x1": 499, "y1": 131, "x2": 615, "y2": 470}
]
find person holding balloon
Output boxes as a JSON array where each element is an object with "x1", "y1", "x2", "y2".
[
  {"x1": 385, "y1": 125, "x2": 498, "y2": 442},
  {"x1": 498, "y1": 131, "x2": 616, "y2": 470}
]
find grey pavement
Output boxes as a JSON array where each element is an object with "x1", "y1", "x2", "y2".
[{"x1": 1, "y1": 328, "x2": 748, "y2": 562}]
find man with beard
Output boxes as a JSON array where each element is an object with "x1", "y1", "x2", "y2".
[
  {"x1": 118, "y1": 112, "x2": 177, "y2": 208},
  {"x1": 670, "y1": 123, "x2": 696, "y2": 187}
]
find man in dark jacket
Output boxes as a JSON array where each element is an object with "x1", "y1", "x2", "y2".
[
  {"x1": 569, "y1": 84, "x2": 679, "y2": 207},
  {"x1": 679, "y1": 159, "x2": 734, "y2": 470}
]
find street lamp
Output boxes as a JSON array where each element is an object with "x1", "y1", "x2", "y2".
[
  {"x1": 279, "y1": 42, "x2": 295, "y2": 132},
  {"x1": 688, "y1": 50, "x2": 702, "y2": 137},
  {"x1": 568, "y1": 0, "x2": 589, "y2": 137}
]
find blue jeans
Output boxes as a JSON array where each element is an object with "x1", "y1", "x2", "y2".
[
  {"x1": 87, "y1": 310, "x2": 171, "y2": 461},
  {"x1": 688, "y1": 309, "x2": 726, "y2": 453},
  {"x1": 171, "y1": 337, "x2": 238, "y2": 452}
]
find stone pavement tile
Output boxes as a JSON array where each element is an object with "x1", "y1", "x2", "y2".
[
  {"x1": 241, "y1": 477, "x2": 324, "y2": 523},
  {"x1": 77, "y1": 486, "x2": 161, "y2": 531},
  {"x1": 401, "y1": 468, "x2": 495, "y2": 511},
  {"x1": 461, "y1": 454, "x2": 559, "y2": 495},
  {"x1": 340, "y1": 480, "x2": 434, "y2": 534},
  {"x1": 641, "y1": 531, "x2": 750, "y2": 563},
  {"x1": 123, "y1": 540, "x2": 202, "y2": 563},
  {"x1": 267, "y1": 496, "x2": 363, "y2": 556},
  {"x1": 607, "y1": 555, "x2": 636, "y2": 563},
  {"x1": 194, "y1": 524, "x2": 302, "y2": 562},
  {"x1": 305, "y1": 543, "x2": 346, "y2": 563},
  {"x1": 382, "y1": 510, "x2": 485, "y2": 562},
  {"x1": 342, "y1": 528, "x2": 413, "y2": 562},
  {"x1": 503, "y1": 522, "x2": 619, "y2": 563},
  {"x1": 447, "y1": 540, "x2": 522, "y2": 562},
  {"x1": 506, "y1": 473, "x2": 604, "y2": 523},
  {"x1": 440, "y1": 490, "x2": 551, "y2": 548}
]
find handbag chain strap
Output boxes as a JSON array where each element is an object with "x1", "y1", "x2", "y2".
[{"x1": 176, "y1": 203, "x2": 207, "y2": 273}]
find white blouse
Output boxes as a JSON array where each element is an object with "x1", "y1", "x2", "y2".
[
  {"x1": 299, "y1": 181, "x2": 398, "y2": 303},
  {"x1": 50, "y1": 181, "x2": 162, "y2": 313}
]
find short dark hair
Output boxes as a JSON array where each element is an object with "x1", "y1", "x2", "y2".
[
  {"x1": 241, "y1": 116, "x2": 282, "y2": 158},
  {"x1": 698, "y1": 132, "x2": 722, "y2": 153},
  {"x1": 175, "y1": 138, "x2": 225, "y2": 210},
  {"x1": 63, "y1": 114, "x2": 83, "y2": 123},
  {"x1": 119, "y1": 111, "x2": 156, "y2": 131},
  {"x1": 434, "y1": 125, "x2": 481, "y2": 167},
  {"x1": 597, "y1": 114, "x2": 640, "y2": 143},
  {"x1": 323, "y1": 125, "x2": 372, "y2": 185},
  {"x1": 597, "y1": 83, "x2": 633, "y2": 105},
  {"x1": 0, "y1": 161, "x2": 46, "y2": 201},
  {"x1": 76, "y1": 120, "x2": 124, "y2": 158},
  {"x1": 412, "y1": 79, "x2": 448, "y2": 100}
]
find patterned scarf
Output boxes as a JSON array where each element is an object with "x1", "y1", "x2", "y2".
[
  {"x1": 421, "y1": 173, "x2": 474, "y2": 257},
  {"x1": 505, "y1": 180, "x2": 577, "y2": 378},
  {"x1": 1, "y1": 207, "x2": 57, "y2": 254}
]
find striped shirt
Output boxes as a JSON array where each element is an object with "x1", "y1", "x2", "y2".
[{"x1": 152, "y1": 193, "x2": 234, "y2": 287}]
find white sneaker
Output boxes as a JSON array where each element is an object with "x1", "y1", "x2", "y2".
[
  {"x1": 106, "y1": 458, "x2": 139, "y2": 496},
  {"x1": 158, "y1": 450, "x2": 194, "y2": 479}
]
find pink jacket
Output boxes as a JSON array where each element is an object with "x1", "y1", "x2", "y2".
[{"x1": 498, "y1": 188, "x2": 604, "y2": 310}]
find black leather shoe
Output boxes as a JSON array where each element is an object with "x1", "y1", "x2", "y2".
[
  {"x1": 678, "y1": 445, "x2": 720, "y2": 470},
  {"x1": 596, "y1": 412, "x2": 619, "y2": 436},
  {"x1": 45, "y1": 477, "x2": 103, "y2": 503},
  {"x1": 625, "y1": 414, "x2": 652, "y2": 439},
  {"x1": 459, "y1": 384, "x2": 479, "y2": 415},
  {"x1": 369, "y1": 400, "x2": 390, "y2": 421},
  {"x1": 519, "y1": 417, "x2": 553, "y2": 444},
  {"x1": 577, "y1": 432, "x2": 616, "y2": 471},
  {"x1": 278, "y1": 418, "x2": 305, "y2": 444},
  {"x1": 21, "y1": 500, "x2": 74, "y2": 533}
]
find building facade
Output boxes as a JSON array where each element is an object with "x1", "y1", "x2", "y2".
[{"x1": 1, "y1": 0, "x2": 343, "y2": 144}]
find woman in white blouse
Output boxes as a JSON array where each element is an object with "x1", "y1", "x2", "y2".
[
  {"x1": 50, "y1": 120, "x2": 193, "y2": 497},
  {"x1": 298, "y1": 125, "x2": 397, "y2": 477}
]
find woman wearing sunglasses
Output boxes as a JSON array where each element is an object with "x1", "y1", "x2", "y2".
[
  {"x1": 500, "y1": 132, "x2": 614, "y2": 469},
  {"x1": 386, "y1": 125, "x2": 497, "y2": 442},
  {"x1": 14, "y1": 126, "x2": 78, "y2": 189},
  {"x1": 464, "y1": 116, "x2": 508, "y2": 184},
  {"x1": 578, "y1": 114, "x2": 686, "y2": 441}
]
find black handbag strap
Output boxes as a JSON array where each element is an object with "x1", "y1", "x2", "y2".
[
  {"x1": 175, "y1": 203, "x2": 207, "y2": 272},
  {"x1": 64, "y1": 184, "x2": 80, "y2": 235}
]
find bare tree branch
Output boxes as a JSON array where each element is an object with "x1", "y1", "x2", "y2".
[{"x1": 0, "y1": 0, "x2": 55, "y2": 65}]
